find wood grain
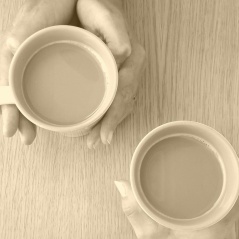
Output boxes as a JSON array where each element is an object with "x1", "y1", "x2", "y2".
[{"x1": 1, "y1": 0, "x2": 239, "y2": 238}]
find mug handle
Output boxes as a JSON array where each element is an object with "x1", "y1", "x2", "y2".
[{"x1": 0, "y1": 86, "x2": 15, "y2": 105}]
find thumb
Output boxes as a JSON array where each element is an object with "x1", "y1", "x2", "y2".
[{"x1": 114, "y1": 180, "x2": 167, "y2": 238}]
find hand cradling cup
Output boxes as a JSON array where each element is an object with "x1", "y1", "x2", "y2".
[{"x1": 0, "y1": 25, "x2": 118, "y2": 137}]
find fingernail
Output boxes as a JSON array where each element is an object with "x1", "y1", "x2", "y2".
[
  {"x1": 87, "y1": 140, "x2": 95, "y2": 150},
  {"x1": 107, "y1": 131, "x2": 114, "y2": 144},
  {"x1": 87, "y1": 142, "x2": 92, "y2": 149},
  {"x1": 114, "y1": 181, "x2": 127, "y2": 198},
  {"x1": 92, "y1": 138, "x2": 100, "y2": 149}
]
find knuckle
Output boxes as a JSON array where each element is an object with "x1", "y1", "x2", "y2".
[
  {"x1": 120, "y1": 43, "x2": 132, "y2": 58},
  {"x1": 114, "y1": 43, "x2": 132, "y2": 61}
]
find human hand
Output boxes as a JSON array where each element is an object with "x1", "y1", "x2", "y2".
[
  {"x1": 0, "y1": 0, "x2": 77, "y2": 144},
  {"x1": 77, "y1": 0, "x2": 146, "y2": 149},
  {"x1": 114, "y1": 180, "x2": 239, "y2": 239},
  {"x1": 1, "y1": 0, "x2": 145, "y2": 146}
]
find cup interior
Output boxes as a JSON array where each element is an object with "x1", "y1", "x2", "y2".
[
  {"x1": 130, "y1": 121, "x2": 239, "y2": 230},
  {"x1": 9, "y1": 26, "x2": 118, "y2": 132}
]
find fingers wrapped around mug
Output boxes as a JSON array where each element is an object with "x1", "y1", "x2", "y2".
[{"x1": 87, "y1": 40, "x2": 145, "y2": 147}]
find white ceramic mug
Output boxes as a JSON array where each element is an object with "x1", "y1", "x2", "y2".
[
  {"x1": 0, "y1": 25, "x2": 118, "y2": 136},
  {"x1": 130, "y1": 121, "x2": 239, "y2": 230}
]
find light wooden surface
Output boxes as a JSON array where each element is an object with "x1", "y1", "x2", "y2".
[{"x1": 1, "y1": 0, "x2": 239, "y2": 238}]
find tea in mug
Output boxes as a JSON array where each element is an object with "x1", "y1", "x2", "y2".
[
  {"x1": 23, "y1": 41, "x2": 106, "y2": 125},
  {"x1": 140, "y1": 135, "x2": 223, "y2": 219}
]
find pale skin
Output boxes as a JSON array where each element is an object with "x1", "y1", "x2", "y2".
[
  {"x1": 115, "y1": 180, "x2": 239, "y2": 239},
  {"x1": 1, "y1": 0, "x2": 238, "y2": 238},
  {"x1": 0, "y1": 0, "x2": 145, "y2": 147}
]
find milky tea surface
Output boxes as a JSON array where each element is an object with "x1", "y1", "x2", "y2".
[
  {"x1": 23, "y1": 41, "x2": 106, "y2": 125},
  {"x1": 140, "y1": 135, "x2": 223, "y2": 219}
]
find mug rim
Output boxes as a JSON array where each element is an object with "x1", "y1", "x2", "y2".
[
  {"x1": 9, "y1": 25, "x2": 118, "y2": 132},
  {"x1": 130, "y1": 121, "x2": 239, "y2": 230}
]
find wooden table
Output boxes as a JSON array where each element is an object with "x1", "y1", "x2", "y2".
[{"x1": 1, "y1": 0, "x2": 239, "y2": 238}]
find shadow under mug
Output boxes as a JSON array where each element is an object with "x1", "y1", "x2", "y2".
[
  {"x1": 0, "y1": 26, "x2": 118, "y2": 136},
  {"x1": 130, "y1": 121, "x2": 239, "y2": 230}
]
